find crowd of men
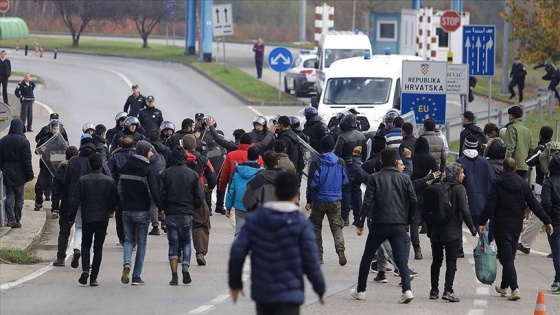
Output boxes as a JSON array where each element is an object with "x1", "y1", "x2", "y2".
[{"x1": 2, "y1": 79, "x2": 560, "y2": 312}]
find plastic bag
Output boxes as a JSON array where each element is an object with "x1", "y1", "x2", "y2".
[{"x1": 473, "y1": 234, "x2": 497, "y2": 285}]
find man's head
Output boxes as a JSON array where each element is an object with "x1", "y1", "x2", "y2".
[
  {"x1": 182, "y1": 134, "x2": 197, "y2": 152},
  {"x1": 24, "y1": 72, "x2": 30, "y2": 82},
  {"x1": 277, "y1": 116, "x2": 291, "y2": 131},
  {"x1": 423, "y1": 118, "x2": 436, "y2": 132},
  {"x1": 88, "y1": 153, "x2": 103, "y2": 171},
  {"x1": 508, "y1": 105, "x2": 523, "y2": 121},
  {"x1": 121, "y1": 136, "x2": 134, "y2": 149},
  {"x1": 233, "y1": 129, "x2": 246, "y2": 141},
  {"x1": 149, "y1": 129, "x2": 160, "y2": 142},
  {"x1": 124, "y1": 117, "x2": 139, "y2": 133},
  {"x1": 380, "y1": 148, "x2": 397, "y2": 167},
  {"x1": 262, "y1": 151, "x2": 278, "y2": 169},
  {"x1": 239, "y1": 133, "x2": 253, "y2": 145},
  {"x1": 540, "y1": 126, "x2": 554, "y2": 141},
  {"x1": 462, "y1": 111, "x2": 475, "y2": 126},
  {"x1": 247, "y1": 146, "x2": 259, "y2": 162},
  {"x1": 484, "y1": 122, "x2": 499, "y2": 138},
  {"x1": 181, "y1": 118, "x2": 195, "y2": 132},
  {"x1": 401, "y1": 122, "x2": 414, "y2": 136},
  {"x1": 393, "y1": 117, "x2": 404, "y2": 128},
  {"x1": 514, "y1": 56, "x2": 520, "y2": 64},
  {"x1": 503, "y1": 157, "x2": 517, "y2": 173},
  {"x1": 1, "y1": 50, "x2": 6, "y2": 59},
  {"x1": 320, "y1": 135, "x2": 334, "y2": 153},
  {"x1": 257, "y1": 38, "x2": 263, "y2": 45},
  {"x1": 131, "y1": 84, "x2": 139, "y2": 96},
  {"x1": 146, "y1": 95, "x2": 155, "y2": 107},
  {"x1": 274, "y1": 139, "x2": 287, "y2": 153},
  {"x1": 274, "y1": 171, "x2": 300, "y2": 202},
  {"x1": 65, "y1": 146, "x2": 78, "y2": 161},
  {"x1": 136, "y1": 140, "x2": 153, "y2": 160},
  {"x1": 95, "y1": 124, "x2": 106, "y2": 137},
  {"x1": 80, "y1": 133, "x2": 93, "y2": 146}
]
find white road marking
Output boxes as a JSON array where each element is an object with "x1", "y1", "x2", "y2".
[
  {"x1": 530, "y1": 249, "x2": 550, "y2": 256},
  {"x1": 35, "y1": 100, "x2": 54, "y2": 115},
  {"x1": 211, "y1": 294, "x2": 230, "y2": 304},
  {"x1": 476, "y1": 287, "x2": 490, "y2": 295},
  {"x1": 102, "y1": 68, "x2": 133, "y2": 87},
  {"x1": 188, "y1": 305, "x2": 214, "y2": 314},
  {"x1": 473, "y1": 299, "x2": 488, "y2": 306},
  {"x1": 247, "y1": 105, "x2": 263, "y2": 116},
  {"x1": 468, "y1": 309, "x2": 484, "y2": 315}
]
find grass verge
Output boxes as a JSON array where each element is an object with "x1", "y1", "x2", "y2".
[
  {"x1": 24, "y1": 181, "x2": 35, "y2": 201},
  {"x1": 0, "y1": 248, "x2": 43, "y2": 264}
]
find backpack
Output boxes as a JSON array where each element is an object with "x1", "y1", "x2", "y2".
[
  {"x1": 422, "y1": 182, "x2": 453, "y2": 224},
  {"x1": 539, "y1": 141, "x2": 560, "y2": 174},
  {"x1": 150, "y1": 149, "x2": 166, "y2": 175}
]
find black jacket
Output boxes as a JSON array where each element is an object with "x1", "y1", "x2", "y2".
[
  {"x1": 541, "y1": 156, "x2": 560, "y2": 225},
  {"x1": 0, "y1": 119, "x2": 33, "y2": 186},
  {"x1": 0, "y1": 58, "x2": 11, "y2": 78},
  {"x1": 106, "y1": 125, "x2": 121, "y2": 147},
  {"x1": 160, "y1": 148, "x2": 204, "y2": 216},
  {"x1": 510, "y1": 62, "x2": 527, "y2": 82},
  {"x1": 51, "y1": 161, "x2": 68, "y2": 213},
  {"x1": 248, "y1": 128, "x2": 274, "y2": 156},
  {"x1": 137, "y1": 106, "x2": 164, "y2": 137},
  {"x1": 411, "y1": 137, "x2": 439, "y2": 199},
  {"x1": 35, "y1": 126, "x2": 68, "y2": 144},
  {"x1": 479, "y1": 172, "x2": 552, "y2": 233},
  {"x1": 459, "y1": 123, "x2": 485, "y2": 157},
  {"x1": 526, "y1": 139, "x2": 550, "y2": 185},
  {"x1": 69, "y1": 171, "x2": 118, "y2": 222},
  {"x1": 277, "y1": 129, "x2": 304, "y2": 172},
  {"x1": 334, "y1": 115, "x2": 367, "y2": 162},
  {"x1": 111, "y1": 129, "x2": 145, "y2": 151},
  {"x1": 165, "y1": 130, "x2": 205, "y2": 155},
  {"x1": 64, "y1": 144, "x2": 111, "y2": 204},
  {"x1": 185, "y1": 150, "x2": 217, "y2": 189},
  {"x1": 303, "y1": 116, "x2": 328, "y2": 153},
  {"x1": 242, "y1": 168, "x2": 281, "y2": 211},
  {"x1": 14, "y1": 80, "x2": 35, "y2": 100},
  {"x1": 151, "y1": 140, "x2": 171, "y2": 165},
  {"x1": 118, "y1": 154, "x2": 163, "y2": 212},
  {"x1": 107, "y1": 148, "x2": 135, "y2": 182},
  {"x1": 123, "y1": 94, "x2": 146, "y2": 117},
  {"x1": 400, "y1": 134, "x2": 417, "y2": 156},
  {"x1": 357, "y1": 166, "x2": 417, "y2": 228},
  {"x1": 92, "y1": 134, "x2": 109, "y2": 160}
]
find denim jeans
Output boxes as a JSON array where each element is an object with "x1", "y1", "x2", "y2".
[
  {"x1": 234, "y1": 210, "x2": 248, "y2": 238},
  {"x1": 5, "y1": 184, "x2": 25, "y2": 223},
  {"x1": 73, "y1": 209, "x2": 83, "y2": 250},
  {"x1": 547, "y1": 225, "x2": 560, "y2": 283},
  {"x1": 122, "y1": 211, "x2": 150, "y2": 278},
  {"x1": 165, "y1": 215, "x2": 193, "y2": 269}
]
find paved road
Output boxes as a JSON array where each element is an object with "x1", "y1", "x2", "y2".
[{"x1": 1, "y1": 47, "x2": 558, "y2": 315}]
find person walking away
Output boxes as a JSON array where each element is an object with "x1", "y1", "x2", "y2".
[
  {"x1": 276, "y1": 116, "x2": 305, "y2": 178},
  {"x1": 459, "y1": 111, "x2": 486, "y2": 157},
  {"x1": 123, "y1": 84, "x2": 146, "y2": 118},
  {"x1": 52, "y1": 146, "x2": 78, "y2": 266},
  {"x1": 534, "y1": 62, "x2": 560, "y2": 105},
  {"x1": 118, "y1": 140, "x2": 164, "y2": 285},
  {"x1": 504, "y1": 105, "x2": 533, "y2": 180},
  {"x1": 243, "y1": 151, "x2": 282, "y2": 211},
  {"x1": 352, "y1": 149, "x2": 417, "y2": 303},
  {"x1": 508, "y1": 57, "x2": 527, "y2": 102},
  {"x1": 479, "y1": 157, "x2": 553, "y2": 301},
  {"x1": 0, "y1": 50, "x2": 11, "y2": 105},
  {"x1": 160, "y1": 146, "x2": 205, "y2": 285},
  {"x1": 484, "y1": 138, "x2": 506, "y2": 177},
  {"x1": 137, "y1": 95, "x2": 164, "y2": 138},
  {"x1": 399, "y1": 122, "x2": 417, "y2": 157},
  {"x1": 306, "y1": 135, "x2": 349, "y2": 265},
  {"x1": 385, "y1": 116, "x2": 404, "y2": 154},
  {"x1": 0, "y1": 119, "x2": 34, "y2": 228},
  {"x1": 229, "y1": 171, "x2": 326, "y2": 314},
  {"x1": 423, "y1": 163, "x2": 477, "y2": 302},
  {"x1": 253, "y1": 38, "x2": 265, "y2": 79},
  {"x1": 225, "y1": 147, "x2": 263, "y2": 237},
  {"x1": 421, "y1": 118, "x2": 446, "y2": 173},
  {"x1": 302, "y1": 107, "x2": 328, "y2": 153},
  {"x1": 14, "y1": 72, "x2": 36, "y2": 132},
  {"x1": 273, "y1": 140, "x2": 296, "y2": 172},
  {"x1": 540, "y1": 155, "x2": 560, "y2": 292},
  {"x1": 69, "y1": 153, "x2": 118, "y2": 286}
]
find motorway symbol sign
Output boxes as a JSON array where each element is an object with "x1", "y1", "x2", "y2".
[
  {"x1": 440, "y1": 11, "x2": 461, "y2": 32},
  {"x1": 447, "y1": 64, "x2": 469, "y2": 95},
  {"x1": 268, "y1": 47, "x2": 293, "y2": 73},
  {"x1": 462, "y1": 25, "x2": 495, "y2": 76},
  {"x1": 212, "y1": 3, "x2": 234, "y2": 37},
  {"x1": 401, "y1": 60, "x2": 448, "y2": 125},
  {"x1": 0, "y1": 0, "x2": 9, "y2": 14}
]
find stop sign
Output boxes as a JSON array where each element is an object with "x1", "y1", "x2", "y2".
[
  {"x1": 0, "y1": 0, "x2": 9, "y2": 14},
  {"x1": 440, "y1": 11, "x2": 461, "y2": 32}
]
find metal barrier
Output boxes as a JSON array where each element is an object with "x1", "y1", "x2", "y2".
[{"x1": 0, "y1": 171, "x2": 5, "y2": 227}]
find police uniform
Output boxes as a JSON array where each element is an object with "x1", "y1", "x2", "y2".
[
  {"x1": 123, "y1": 94, "x2": 146, "y2": 117},
  {"x1": 138, "y1": 106, "x2": 164, "y2": 137},
  {"x1": 508, "y1": 58, "x2": 527, "y2": 102}
]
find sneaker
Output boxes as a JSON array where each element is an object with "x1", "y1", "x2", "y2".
[
  {"x1": 429, "y1": 289, "x2": 439, "y2": 300},
  {"x1": 548, "y1": 253, "x2": 553, "y2": 258},
  {"x1": 71, "y1": 249, "x2": 81, "y2": 268},
  {"x1": 508, "y1": 288, "x2": 521, "y2": 301},
  {"x1": 51, "y1": 211, "x2": 59, "y2": 219},
  {"x1": 399, "y1": 290, "x2": 414, "y2": 304},
  {"x1": 131, "y1": 277, "x2": 145, "y2": 285},
  {"x1": 90, "y1": 279, "x2": 98, "y2": 287},
  {"x1": 338, "y1": 250, "x2": 347, "y2": 266},
  {"x1": 148, "y1": 227, "x2": 160, "y2": 235},
  {"x1": 374, "y1": 272, "x2": 387, "y2": 283},
  {"x1": 215, "y1": 207, "x2": 226, "y2": 215},
  {"x1": 14, "y1": 222, "x2": 21, "y2": 228},
  {"x1": 457, "y1": 250, "x2": 465, "y2": 258},
  {"x1": 344, "y1": 218, "x2": 350, "y2": 226},
  {"x1": 53, "y1": 258, "x2": 65, "y2": 267},
  {"x1": 370, "y1": 261, "x2": 378, "y2": 273},
  {"x1": 350, "y1": 288, "x2": 365, "y2": 300},
  {"x1": 34, "y1": 203, "x2": 42, "y2": 211},
  {"x1": 182, "y1": 270, "x2": 192, "y2": 284},
  {"x1": 409, "y1": 270, "x2": 418, "y2": 279},
  {"x1": 442, "y1": 291, "x2": 460, "y2": 302},
  {"x1": 78, "y1": 272, "x2": 89, "y2": 285},
  {"x1": 517, "y1": 243, "x2": 530, "y2": 255},
  {"x1": 169, "y1": 273, "x2": 178, "y2": 286},
  {"x1": 121, "y1": 265, "x2": 131, "y2": 284},
  {"x1": 495, "y1": 285, "x2": 508, "y2": 297},
  {"x1": 414, "y1": 247, "x2": 423, "y2": 260},
  {"x1": 551, "y1": 282, "x2": 560, "y2": 290},
  {"x1": 196, "y1": 253, "x2": 206, "y2": 266}
]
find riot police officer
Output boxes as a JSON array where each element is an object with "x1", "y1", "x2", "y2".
[
  {"x1": 106, "y1": 112, "x2": 128, "y2": 147},
  {"x1": 535, "y1": 61, "x2": 560, "y2": 105},
  {"x1": 159, "y1": 121, "x2": 175, "y2": 145},
  {"x1": 137, "y1": 95, "x2": 163, "y2": 137},
  {"x1": 248, "y1": 115, "x2": 274, "y2": 156},
  {"x1": 290, "y1": 116, "x2": 309, "y2": 143},
  {"x1": 508, "y1": 56, "x2": 527, "y2": 102},
  {"x1": 376, "y1": 109, "x2": 399, "y2": 137},
  {"x1": 301, "y1": 107, "x2": 328, "y2": 153},
  {"x1": 110, "y1": 116, "x2": 145, "y2": 152}
]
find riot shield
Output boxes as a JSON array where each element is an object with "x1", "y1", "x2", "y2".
[
  {"x1": 36, "y1": 133, "x2": 69, "y2": 176},
  {"x1": 401, "y1": 110, "x2": 418, "y2": 137},
  {"x1": 297, "y1": 135, "x2": 320, "y2": 180}
]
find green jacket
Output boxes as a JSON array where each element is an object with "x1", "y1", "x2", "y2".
[{"x1": 504, "y1": 118, "x2": 532, "y2": 171}]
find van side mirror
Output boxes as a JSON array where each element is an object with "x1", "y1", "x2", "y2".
[
  {"x1": 310, "y1": 96, "x2": 318, "y2": 109},
  {"x1": 314, "y1": 60, "x2": 319, "y2": 69}
]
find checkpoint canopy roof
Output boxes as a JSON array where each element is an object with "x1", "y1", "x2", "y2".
[{"x1": 0, "y1": 17, "x2": 28, "y2": 40}]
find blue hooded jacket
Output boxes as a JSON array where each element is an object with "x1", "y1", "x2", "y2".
[
  {"x1": 306, "y1": 152, "x2": 349, "y2": 202},
  {"x1": 226, "y1": 161, "x2": 263, "y2": 211}
]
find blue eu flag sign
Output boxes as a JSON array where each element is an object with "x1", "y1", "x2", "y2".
[{"x1": 401, "y1": 93, "x2": 446, "y2": 125}]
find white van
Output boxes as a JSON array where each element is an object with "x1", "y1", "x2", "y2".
[
  {"x1": 315, "y1": 31, "x2": 372, "y2": 96},
  {"x1": 312, "y1": 54, "x2": 423, "y2": 132}
]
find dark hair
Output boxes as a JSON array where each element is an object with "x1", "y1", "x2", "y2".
[
  {"x1": 274, "y1": 139, "x2": 286, "y2": 153},
  {"x1": 380, "y1": 148, "x2": 397, "y2": 167},
  {"x1": 181, "y1": 118, "x2": 195, "y2": 130},
  {"x1": 463, "y1": 111, "x2": 475, "y2": 122},
  {"x1": 274, "y1": 171, "x2": 300, "y2": 201},
  {"x1": 393, "y1": 117, "x2": 404, "y2": 128},
  {"x1": 278, "y1": 115, "x2": 291, "y2": 128},
  {"x1": 540, "y1": 126, "x2": 554, "y2": 141},
  {"x1": 240, "y1": 133, "x2": 253, "y2": 145},
  {"x1": 402, "y1": 122, "x2": 413, "y2": 136},
  {"x1": 233, "y1": 129, "x2": 246, "y2": 141},
  {"x1": 262, "y1": 151, "x2": 277, "y2": 169},
  {"x1": 483, "y1": 122, "x2": 499, "y2": 136},
  {"x1": 131, "y1": 84, "x2": 139, "y2": 89},
  {"x1": 503, "y1": 157, "x2": 517, "y2": 172},
  {"x1": 247, "y1": 146, "x2": 259, "y2": 161},
  {"x1": 121, "y1": 136, "x2": 134, "y2": 149},
  {"x1": 88, "y1": 153, "x2": 103, "y2": 171},
  {"x1": 81, "y1": 137, "x2": 94, "y2": 146},
  {"x1": 65, "y1": 146, "x2": 78, "y2": 160},
  {"x1": 95, "y1": 124, "x2": 106, "y2": 136},
  {"x1": 423, "y1": 118, "x2": 436, "y2": 131},
  {"x1": 508, "y1": 105, "x2": 523, "y2": 118},
  {"x1": 149, "y1": 129, "x2": 160, "y2": 142}
]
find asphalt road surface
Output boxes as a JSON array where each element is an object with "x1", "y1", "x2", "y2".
[{"x1": 1, "y1": 47, "x2": 557, "y2": 315}]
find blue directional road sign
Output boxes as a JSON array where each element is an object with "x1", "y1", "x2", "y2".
[
  {"x1": 268, "y1": 47, "x2": 293, "y2": 73},
  {"x1": 401, "y1": 94, "x2": 447, "y2": 125},
  {"x1": 462, "y1": 25, "x2": 495, "y2": 76}
]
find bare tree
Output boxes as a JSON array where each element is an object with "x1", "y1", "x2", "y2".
[
  {"x1": 49, "y1": 0, "x2": 110, "y2": 47},
  {"x1": 117, "y1": 0, "x2": 168, "y2": 48}
]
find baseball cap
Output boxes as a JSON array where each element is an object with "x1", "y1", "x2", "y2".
[
  {"x1": 146, "y1": 95, "x2": 155, "y2": 102},
  {"x1": 514, "y1": 56, "x2": 520, "y2": 60}
]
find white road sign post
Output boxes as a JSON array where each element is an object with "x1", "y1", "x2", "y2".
[
  {"x1": 447, "y1": 64, "x2": 469, "y2": 113},
  {"x1": 212, "y1": 3, "x2": 234, "y2": 67}
]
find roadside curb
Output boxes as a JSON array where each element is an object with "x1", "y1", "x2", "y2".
[{"x1": 0, "y1": 201, "x2": 48, "y2": 252}]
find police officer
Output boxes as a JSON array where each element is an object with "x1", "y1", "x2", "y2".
[
  {"x1": 36, "y1": 113, "x2": 68, "y2": 145},
  {"x1": 110, "y1": 116, "x2": 145, "y2": 152},
  {"x1": 159, "y1": 121, "x2": 175, "y2": 145},
  {"x1": 123, "y1": 84, "x2": 146, "y2": 117},
  {"x1": 290, "y1": 116, "x2": 309, "y2": 143},
  {"x1": 34, "y1": 119, "x2": 63, "y2": 211},
  {"x1": 302, "y1": 107, "x2": 328, "y2": 153},
  {"x1": 508, "y1": 56, "x2": 527, "y2": 102},
  {"x1": 83, "y1": 122, "x2": 95, "y2": 135},
  {"x1": 14, "y1": 72, "x2": 36, "y2": 132},
  {"x1": 376, "y1": 109, "x2": 399, "y2": 137},
  {"x1": 535, "y1": 61, "x2": 560, "y2": 105},
  {"x1": 107, "y1": 112, "x2": 128, "y2": 147},
  {"x1": 137, "y1": 95, "x2": 164, "y2": 137},
  {"x1": 248, "y1": 116, "x2": 274, "y2": 156}
]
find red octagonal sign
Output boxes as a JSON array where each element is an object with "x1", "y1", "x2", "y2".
[
  {"x1": 440, "y1": 11, "x2": 461, "y2": 32},
  {"x1": 0, "y1": 0, "x2": 9, "y2": 14}
]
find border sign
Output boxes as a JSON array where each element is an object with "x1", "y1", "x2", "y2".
[
  {"x1": 401, "y1": 60, "x2": 448, "y2": 125},
  {"x1": 446, "y1": 64, "x2": 469, "y2": 95}
]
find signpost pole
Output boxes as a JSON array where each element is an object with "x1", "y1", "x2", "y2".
[
  {"x1": 223, "y1": 36, "x2": 226, "y2": 70},
  {"x1": 278, "y1": 73, "x2": 282, "y2": 103},
  {"x1": 488, "y1": 76, "x2": 492, "y2": 122}
]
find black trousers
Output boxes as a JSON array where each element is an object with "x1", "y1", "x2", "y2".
[
  {"x1": 57, "y1": 211, "x2": 71, "y2": 260},
  {"x1": 20, "y1": 100, "x2": 33, "y2": 130},
  {"x1": 495, "y1": 232, "x2": 520, "y2": 291},
  {"x1": 81, "y1": 220, "x2": 108, "y2": 280},
  {"x1": 35, "y1": 168, "x2": 52, "y2": 205},
  {"x1": 431, "y1": 239, "x2": 459, "y2": 293},
  {"x1": 115, "y1": 209, "x2": 124, "y2": 243},
  {"x1": 255, "y1": 57, "x2": 263, "y2": 79},
  {"x1": 256, "y1": 302, "x2": 300, "y2": 315},
  {"x1": 0, "y1": 77, "x2": 8, "y2": 104},
  {"x1": 508, "y1": 79, "x2": 524, "y2": 102}
]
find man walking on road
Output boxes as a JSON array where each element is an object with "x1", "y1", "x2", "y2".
[
  {"x1": 253, "y1": 38, "x2": 265, "y2": 79},
  {"x1": 0, "y1": 50, "x2": 11, "y2": 105},
  {"x1": 504, "y1": 105, "x2": 533, "y2": 180},
  {"x1": 14, "y1": 72, "x2": 36, "y2": 132},
  {"x1": 123, "y1": 84, "x2": 146, "y2": 118}
]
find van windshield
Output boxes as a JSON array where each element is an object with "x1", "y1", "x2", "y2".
[
  {"x1": 324, "y1": 49, "x2": 368, "y2": 68},
  {"x1": 323, "y1": 78, "x2": 392, "y2": 105}
]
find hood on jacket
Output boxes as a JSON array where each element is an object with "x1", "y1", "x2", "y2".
[
  {"x1": 127, "y1": 154, "x2": 150, "y2": 170},
  {"x1": 339, "y1": 114, "x2": 357, "y2": 132},
  {"x1": 261, "y1": 169, "x2": 281, "y2": 184},
  {"x1": 496, "y1": 171, "x2": 524, "y2": 192},
  {"x1": 8, "y1": 119, "x2": 24, "y2": 135},
  {"x1": 58, "y1": 160, "x2": 69, "y2": 169},
  {"x1": 304, "y1": 115, "x2": 322, "y2": 127},
  {"x1": 151, "y1": 141, "x2": 167, "y2": 153},
  {"x1": 464, "y1": 123, "x2": 484, "y2": 136},
  {"x1": 78, "y1": 143, "x2": 98, "y2": 157},
  {"x1": 443, "y1": 162, "x2": 462, "y2": 185},
  {"x1": 235, "y1": 161, "x2": 262, "y2": 179},
  {"x1": 550, "y1": 155, "x2": 560, "y2": 175},
  {"x1": 262, "y1": 201, "x2": 299, "y2": 213},
  {"x1": 319, "y1": 152, "x2": 339, "y2": 166},
  {"x1": 414, "y1": 137, "x2": 430, "y2": 155},
  {"x1": 237, "y1": 143, "x2": 251, "y2": 151},
  {"x1": 170, "y1": 146, "x2": 187, "y2": 166},
  {"x1": 485, "y1": 138, "x2": 506, "y2": 159}
]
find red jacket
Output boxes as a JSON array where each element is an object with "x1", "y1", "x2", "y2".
[{"x1": 218, "y1": 144, "x2": 264, "y2": 191}]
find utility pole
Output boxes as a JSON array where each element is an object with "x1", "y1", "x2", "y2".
[
  {"x1": 501, "y1": 0, "x2": 511, "y2": 94},
  {"x1": 299, "y1": 0, "x2": 306, "y2": 42},
  {"x1": 351, "y1": 0, "x2": 357, "y2": 31}
]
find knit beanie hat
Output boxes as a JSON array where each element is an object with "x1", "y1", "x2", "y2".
[
  {"x1": 182, "y1": 134, "x2": 197, "y2": 151},
  {"x1": 240, "y1": 133, "x2": 252, "y2": 145},
  {"x1": 464, "y1": 135, "x2": 479, "y2": 149},
  {"x1": 135, "y1": 140, "x2": 152, "y2": 157},
  {"x1": 320, "y1": 135, "x2": 334, "y2": 153}
]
